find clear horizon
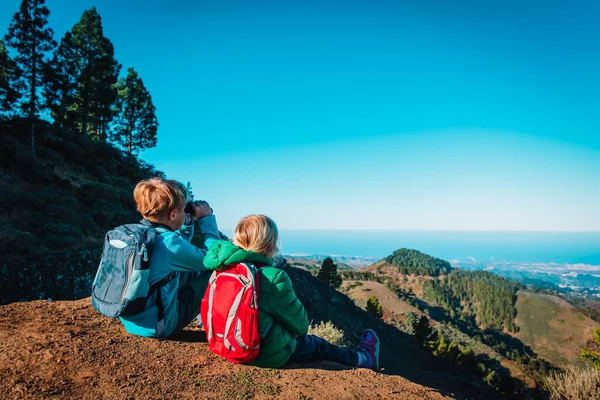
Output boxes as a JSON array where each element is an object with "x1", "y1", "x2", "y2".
[
  {"x1": 2, "y1": 0, "x2": 599, "y2": 231},
  {"x1": 275, "y1": 230, "x2": 600, "y2": 265}
]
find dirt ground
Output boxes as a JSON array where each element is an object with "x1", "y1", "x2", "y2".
[{"x1": 0, "y1": 298, "x2": 475, "y2": 399}]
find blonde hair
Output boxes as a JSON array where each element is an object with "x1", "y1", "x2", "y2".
[
  {"x1": 233, "y1": 215, "x2": 279, "y2": 259},
  {"x1": 133, "y1": 177, "x2": 188, "y2": 220}
]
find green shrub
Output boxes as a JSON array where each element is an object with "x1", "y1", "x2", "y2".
[
  {"x1": 0, "y1": 248, "x2": 102, "y2": 304},
  {"x1": 59, "y1": 141, "x2": 86, "y2": 164},
  {"x1": 308, "y1": 321, "x2": 347, "y2": 346},
  {"x1": 456, "y1": 346, "x2": 476, "y2": 369},
  {"x1": 78, "y1": 182, "x2": 120, "y2": 206},
  {"x1": 581, "y1": 328, "x2": 600, "y2": 370},
  {"x1": 0, "y1": 134, "x2": 31, "y2": 168},
  {"x1": 90, "y1": 165, "x2": 110, "y2": 181},
  {"x1": 366, "y1": 295, "x2": 383, "y2": 319},
  {"x1": 0, "y1": 227, "x2": 43, "y2": 265},
  {"x1": 37, "y1": 146, "x2": 65, "y2": 164},
  {"x1": 41, "y1": 223, "x2": 85, "y2": 250}
]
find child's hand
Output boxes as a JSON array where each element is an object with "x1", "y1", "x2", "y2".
[{"x1": 189, "y1": 200, "x2": 213, "y2": 221}]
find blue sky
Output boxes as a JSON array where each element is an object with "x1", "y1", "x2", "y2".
[{"x1": 2, "y1": 0, "x2": 599, "y2": 231}]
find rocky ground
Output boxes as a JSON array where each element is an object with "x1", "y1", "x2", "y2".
[{"x1": 0, "y1": 298, "x2": 499, "y2": 399}]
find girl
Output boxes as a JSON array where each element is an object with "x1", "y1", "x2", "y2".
[{"x1": 203, "y1": 214, "x2": 380, "y2": 369}]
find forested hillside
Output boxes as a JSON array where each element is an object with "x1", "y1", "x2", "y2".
[
  {"x1": 385, "y1": 248, "x2": 453, "y2": 276},
  {"x1": 0, "y1": 1, "x2": 162, "y2": 303},
  {"x1": 343, "y1": 249, "x2": 563, "y2": 394},
  {"x1": 422, "y1": 271, "x2": 521, "y2": 332},
  {"x1": 0, "y1": 119, "x2": 163, "y2": 303}
]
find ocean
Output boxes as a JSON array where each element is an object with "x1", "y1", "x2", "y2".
[{"x1": 277, "y1": 230, "x2": 600, "y2": 265}]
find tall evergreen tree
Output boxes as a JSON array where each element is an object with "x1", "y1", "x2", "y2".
[
  {"x1": 0, "y1": 39, "x2": 20, "y2": 116},
  {"x1": 44, "y1": 7, "x2": 120, "y2": 138},
  {"x1": 317, "y1": 257, "x2": 342, "y2": 288},
  {"x1": 88, "y1": 37, "x2": 120, "y2": 140},
  {"x1": 4, "y1": 0, "x2": 56, "y2": 155},
  {"x1": 43, "y1": 31, "x2": 77, "y2": 129},
  {"x1": 112, "y1": 67, "x2": 158, "y2": 154}
]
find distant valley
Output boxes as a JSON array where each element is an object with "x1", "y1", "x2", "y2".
[
  {"x1": 283, "y1": 254, "x2": 379, "y2": 270},
  {"x1": 452, "y1": 259, "x2": 600, "y2": 297}
]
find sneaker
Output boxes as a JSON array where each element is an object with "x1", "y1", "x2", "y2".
[{"x1": 357, "y1": 329, "x2": 380, "y2": 370}]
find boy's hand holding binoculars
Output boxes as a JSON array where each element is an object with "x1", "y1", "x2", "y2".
[{"x1": 185, "y1": 200, "x2": 213, "y2": 222}]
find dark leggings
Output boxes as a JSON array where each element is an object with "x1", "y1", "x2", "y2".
[{"x1": 287, "y1": 334, "x2": 360, "y2": 367}]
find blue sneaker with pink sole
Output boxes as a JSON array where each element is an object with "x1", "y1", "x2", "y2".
[{"x1": 357, "y1": 329, "x2": 380, "y2": 370}]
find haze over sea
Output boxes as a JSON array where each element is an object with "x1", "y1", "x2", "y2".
[{"x1": 273, "y1": 230, "x2": 600, "y2": 265}]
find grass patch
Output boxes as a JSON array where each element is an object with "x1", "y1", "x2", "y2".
[
  {"x1": 260, "y1": 383, "x2": 280, "y2": 396},
  {"x1": 221, "y1": 387, "x2": 253, "y2": 400},
  {"x1": 236, "y1": 371, "x2": 253, "y2": 386},
  {"x1": 517, "y1": 295, "x2": 560, "y2": 343},
  {"x1": 217, "y1": 369, "x2": 282, "y2": 399}
]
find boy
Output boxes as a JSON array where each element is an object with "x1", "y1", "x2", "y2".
[{"x1": 119, "y1": 177, "x2": 220, "y2": 339}]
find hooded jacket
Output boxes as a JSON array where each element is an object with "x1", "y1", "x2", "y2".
[
  {"x1": 203, "y1": 240, "x2": 309, "y2": 368},
  {"x1": 119, "y1": 216, "x2": 220, "y2": 338}
]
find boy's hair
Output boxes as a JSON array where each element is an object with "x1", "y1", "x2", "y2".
[
  {"x1": 133, "y1": 177, "x2": 189, "y2": 220},
  {"x1": 233, "y1": 215, "x2": 279, "y2": 259}
]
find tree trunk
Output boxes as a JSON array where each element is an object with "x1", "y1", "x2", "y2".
[
  {"x1": 31, "y1": 122, "x2": 35, "y2": 157},
  {"x1": 82, "y1": 114, "x2": 88, "y2": 137},
  {"x1": 30, "y1": 39, "x2": 36, "y2": 157},
  {"x1": 127, "y1": 129, "x2": 132, "y2": 153},
  {"x1": 81, "y1": 91, "x2": 89, "y2": 136},
  {"x1": 99, "y1": 116, "x2": 104, "y2": 140}
]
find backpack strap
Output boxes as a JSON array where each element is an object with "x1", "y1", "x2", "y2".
[
  {"x1": 149, "y1": 271, "x2": 177, "y2": 341},
  {"x1": 206, "y1": 271, "x2": 218, "y2": 343},
  {"x1": 155, "y1": 288, "x2": 166, "y2": 340},
  {"x1": 138, "y1": 219, "x2": 172, "y2": 340}
]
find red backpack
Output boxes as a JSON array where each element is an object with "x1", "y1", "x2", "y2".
[{"x1": 201, "y1": 263, "x2": 261, "y2": 363}]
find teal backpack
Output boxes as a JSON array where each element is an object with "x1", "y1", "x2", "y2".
[{"x1": 91, "y1": 220, "x2": 168, "y2": 338}]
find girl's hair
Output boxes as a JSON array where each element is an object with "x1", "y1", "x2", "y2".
[{"x1": 233, "y1": 215, "x2": 279, "y2": 259}]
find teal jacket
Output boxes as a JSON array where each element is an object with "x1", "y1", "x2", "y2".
[
  {"x1": 203, "y1": 241, "x2": 309, "y2": 368},
  {"x1": 120, "y1": 215, "x2": 220, "y2": 338}
]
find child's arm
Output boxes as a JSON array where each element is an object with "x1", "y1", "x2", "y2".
[
  {"x1": 196, "y1": 215, "x2": 220, "y2": 249},
  {"x1": 165, "y1": 215, "x2": 221, "y2": 272},
  {"x1": 178, "y1": 201, "x2": 220, "y2": 248},
  {"x1": 176, "y1": 216, "x2": 195, "y2": 242},
  {"x1": 265, "y1": 269, "x2": 309, "y2": 336}
]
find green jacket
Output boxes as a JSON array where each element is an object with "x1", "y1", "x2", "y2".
[{"x1": 203, "y1": 241, "x2": 309, "y2": 368}]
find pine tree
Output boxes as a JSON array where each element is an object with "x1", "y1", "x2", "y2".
[
  {"x1": 44, "y1": 7, "x2": 120, "y2": 137},
  {"x1": 4, "y1": 0, "x2": 56, "y2": 155},
  {"x1": 0, "y1": 39, "x2": 20, "y2": 115},
  {"x1": 366, "y1": 295, "x2": 383, "y2": 319},
  {"x1": 317, "y1": 257, "x2": 342, "y2": 288},
  {"x1": 89, "y1": 37, "x2": 120, "y2": 140},
  {"x1": 112, "y1": 67, "x2": 158, "y2": 154},
  {"x1": 43, "y1": 31, "x2": 77, "y2": 129}
]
